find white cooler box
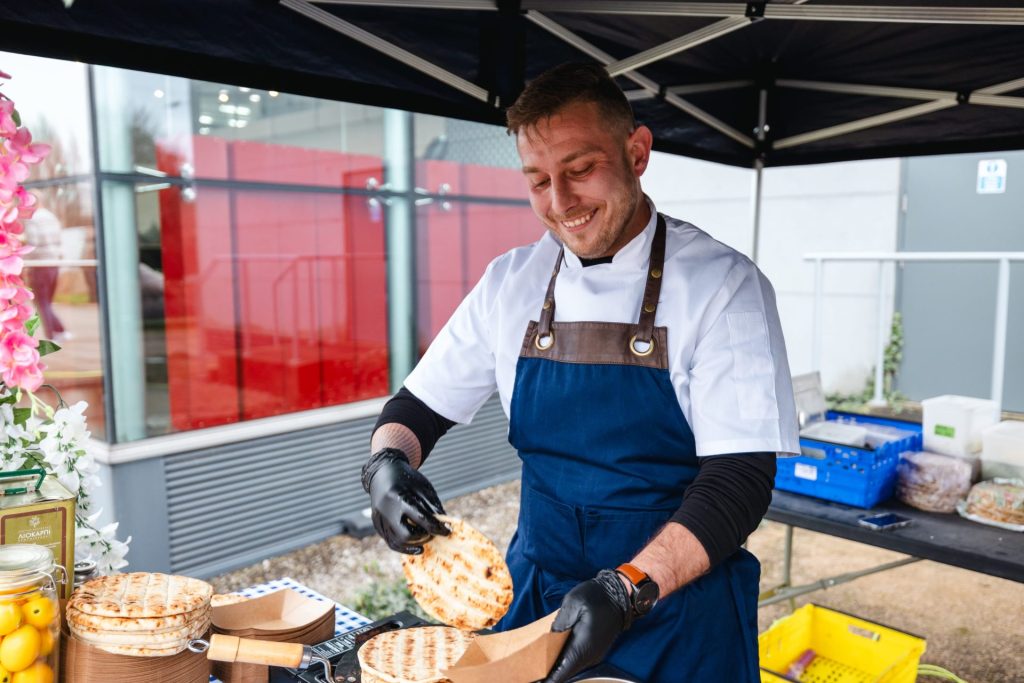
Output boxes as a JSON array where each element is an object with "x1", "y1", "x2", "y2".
[
  {"x1": 982, "y1": 420, "x2": 1024, "y2": 481},
  {"x1": 922, "y1": 395, "x2": 1000, "y2": 458}
]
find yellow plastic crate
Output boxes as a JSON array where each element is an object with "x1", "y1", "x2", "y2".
[{"x1": 759, "y1": 604, "x2": 926, "y2": 683}]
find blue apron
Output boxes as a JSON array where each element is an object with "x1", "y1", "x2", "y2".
[{"x1": 495, "y1": 215, "x2": 761, "y2": 683}]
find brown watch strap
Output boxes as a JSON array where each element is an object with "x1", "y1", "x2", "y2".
[{"x1": 615, "y1": 563, "x2": 649, "y2": 587}]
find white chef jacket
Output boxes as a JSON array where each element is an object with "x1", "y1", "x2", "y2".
[{"x1": 405, "y1": 199, "x2": 800, "y2": 457}]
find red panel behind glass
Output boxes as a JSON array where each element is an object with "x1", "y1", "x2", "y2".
[
  {"x1": 160, "y1": 138, "x2": 389, "y2": 432},
  {"x1": 160, "y1": 140, "x2": 241, "y2": 430}
]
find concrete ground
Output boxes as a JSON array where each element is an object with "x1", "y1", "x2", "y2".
[{"x1": 213, "y1": 481, "x2": 1022, "y2": 682}]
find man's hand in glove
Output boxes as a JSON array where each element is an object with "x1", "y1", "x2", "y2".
[
  {"x1": 543, "y1": 569, "x2": 634, "y2": 683},
  {"x1": 361, "y1": 447, "x2": 449, "y2": 554}
]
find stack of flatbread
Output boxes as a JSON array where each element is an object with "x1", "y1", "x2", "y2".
[
  {"x1": 67, "y1": 572, "x2": 213, "y2": 656},
  {"x1": 358, "y1": 626, "x2": 476, "y2": 683},
  {"x1": 401, "y1": 515, "x2": 513, "y2": 631}
]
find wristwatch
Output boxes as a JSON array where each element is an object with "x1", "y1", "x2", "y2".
[{"x1": 615, "y1": 563, "x2": 660, "y2": 618}]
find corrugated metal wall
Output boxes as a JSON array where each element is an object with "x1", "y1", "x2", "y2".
[{"x1": 163, "y1": 396, "x2": 518, "y2": 578}]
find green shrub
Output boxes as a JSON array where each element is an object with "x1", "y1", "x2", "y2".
[{"x1": 350, "y1": 562, "x2": 429, "y2": 621}]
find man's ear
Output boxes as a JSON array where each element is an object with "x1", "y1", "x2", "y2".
[{"x1": 627, "y1": 125, "x2": 654, "y2": 177}]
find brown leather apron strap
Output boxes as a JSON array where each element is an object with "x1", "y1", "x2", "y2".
[
  {"x1": 537, "y1": 248, "x2": 564, "y2": 339},
  {"x1": 535, "y1": 213, "x2": 665, "y2": 351},
  {"x1": 635, "y1": 214, "x2": 667, "y2": 344}
]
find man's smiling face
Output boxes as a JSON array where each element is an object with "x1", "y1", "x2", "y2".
[{"x1": 517, "y1": 100, "x2": 653, "y2": 259}]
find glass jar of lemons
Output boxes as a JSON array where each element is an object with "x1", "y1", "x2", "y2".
[{"x1": 0, "y1": 545, "x2": 63, "y2": 683}]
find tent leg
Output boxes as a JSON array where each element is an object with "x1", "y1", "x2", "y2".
[
  {"x1": 750, "y1": 158, "x2": 764, "y2": 262},
  {"x1": 750, "y1": 87, "x2": 768, "y2": 263}
]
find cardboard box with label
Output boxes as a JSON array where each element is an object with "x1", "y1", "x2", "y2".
[{"x1": 0, "y1": 470, "x2": 76, "y2": 598}]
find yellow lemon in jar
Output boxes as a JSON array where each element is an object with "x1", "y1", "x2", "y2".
[
  {"x1": 35, "y1": 630, "x2": 52, "y2": 659},
  {"x1": 18, "y1": 601, "x2": 52, "y2": 632},
  {"x1": 0, "y1": 604, "x2": 20, "y2": 637},
  {"x1": 11, "y1": 661, "x2": 52, "y2": 683},
  {"x1": 0, "y1": 626, "x2": 40, "y2": 672}
]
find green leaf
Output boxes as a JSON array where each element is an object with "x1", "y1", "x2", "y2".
[
  {"x1": 13, "y1": 407, "x2": 31, "y2": 426},
  {"x1": 0, "y1": 393, "x2": 15, "y2": 405},
  {"x1": 12, "y1": 109, "x2": 21, "y2": 127},
  {"x1": 25, "y1": 315, "x2": 40, "y2": 337},
  {"x1": 38, "y1": 340, "x2": 62, "y2": 357}
]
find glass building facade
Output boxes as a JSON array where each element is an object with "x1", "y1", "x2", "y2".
[{"x1": 4, "y1": 51, "x2": 538, "y2": 443}]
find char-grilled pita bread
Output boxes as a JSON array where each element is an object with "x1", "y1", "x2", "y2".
[
  {"x1": 402, "y1": 515, "x2": 512, "y2": 631},
  {"x1": 93, "y1": 640, "x2": 195, "y2": 657},
  {"x1": 66, "y1": 605, "x2": 211, "y2": 632},
  {"x1": 69, "y1": 613, "x2": 210, "y2": 646},
  {"x1": 357, "y1": 626, "x2": 475, "y2": 683},
  {"x1": 69, "y1": 572, "x2": 213, "y2": 618}
]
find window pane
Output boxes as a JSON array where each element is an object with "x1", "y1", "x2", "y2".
[
  {"x1": 21, "y1": 182, "x2": 105, "y2": 440},
  {"x1": 416, "y1": 201, "x2": 541, "y2": 352},
  {"x1": 0, "y1": 51, "x2": 92, "y2": 180},
  {"x1": 94, "y1": 67, "x2": 386, "y2": 188},
  {"x1": 415, "y1": 116, "x2": 525, "y2": 200},
  {"x1": 136, "y1": 184, "x2": 389, "y2": 436}
]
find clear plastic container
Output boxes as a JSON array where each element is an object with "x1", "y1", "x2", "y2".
[
  {"x1": 981, "y1": 420, "x2": 1024, "y2": 481},
  {"x1": 922, "y1": 395, "x2": 1000, "y2": 457},
  {"x1": 0, "y1": 544, "x2": 64, "y2": 682}
]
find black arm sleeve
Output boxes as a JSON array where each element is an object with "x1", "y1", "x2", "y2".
[
  {"x1": 372, "y1": 386, "x2": 456, "y2": 466},
  {"x1": 669, "y1": 452, "x2": 776, "y2": 569}
]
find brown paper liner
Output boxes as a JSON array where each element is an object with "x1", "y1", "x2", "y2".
[
  {"x1": 211, "y1": 609, "x2": 335, "y2": 683},
  {"x1": 61, "y1": 622, "x2": 211, "y2": 683},
  {"x1": 209, "y1": 587, "x2": 336, "y2": 683}
]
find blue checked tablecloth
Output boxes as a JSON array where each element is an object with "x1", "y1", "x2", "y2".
[{"x1": 209, "y1": 577, "x2": 370, "y2": 683}]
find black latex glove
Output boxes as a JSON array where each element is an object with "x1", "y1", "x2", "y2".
[
  {"x1": 361, "y1": 447, "x2": 449, "y2": 554},
  {"x1": 543, "y1": 569, "x2": 633, "y2": 683}
]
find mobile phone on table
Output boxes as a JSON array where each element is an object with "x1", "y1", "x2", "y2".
[{"x1": 858, "y1": 512, "x2": 912, "y2": 531}]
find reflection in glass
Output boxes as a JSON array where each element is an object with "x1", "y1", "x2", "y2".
[
  {"x1": 94, "y1": 67, "x2": 386, "y2": 188},
  {"x1": 20, "y1": 182, "x2": 105, "y2": 439},
  {"x1": 416, "y1": 202, "x2": 540, "y2": 353},
  {"x1": 0, "y1": 51, "x2": 92, "y2": 180},
  {"x1": 136, "y1": 184, "x2": 389, "y2": 436},
  {"x1": 415, "y1": 116, "x2": 524, "y2": 199}
]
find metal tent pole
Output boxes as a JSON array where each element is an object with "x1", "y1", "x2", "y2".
[
  {"x1": 750, "y1": 88, "x2": 768, "y2": 263},
  {"x1": 281, "y1": 0, "x2": 490, "y2": 102}
]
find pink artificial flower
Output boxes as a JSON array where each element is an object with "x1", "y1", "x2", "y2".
[
  {"x1": 0, "y1": 329, "x2": 44, "y2": 392},
  {"x1": 0, "y1": 228, "x2": 28, "y2": 249},
  {"x1": 0, "y1": 252, "x2": 24, "y2": 275},
  {"x1": 0, "y1": 100, "x2": 16, "y2": 138},
  {"x1": 4, "y1": 128, "x2": 50, "y2": 164}
]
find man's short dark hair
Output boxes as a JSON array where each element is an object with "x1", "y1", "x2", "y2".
[{"x1": 506, "y1": 62, "x2": 636, "y2": 139}]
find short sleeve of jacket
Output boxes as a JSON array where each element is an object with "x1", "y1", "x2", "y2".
[
  {"x1": 687, "y1": 260, "x2": 800, "y2": 456},
  {"x1": 403, "y1": 257, "x2": 503, "y2": 424}
]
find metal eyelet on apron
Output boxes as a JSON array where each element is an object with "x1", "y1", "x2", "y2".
[
  {"x1": 629, "y1": 334, "x2": 654, "y2": 357},
  {"x1": 535, "y1": 332, "x2": 555, "y2": 350}
]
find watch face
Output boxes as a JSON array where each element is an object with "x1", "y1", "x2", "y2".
[{"x1": 635, "y1": 581, "x2": 659, "y2": 614}]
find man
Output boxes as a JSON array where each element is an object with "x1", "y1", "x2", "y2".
[{"x1": 361, "y1": 63, "x2": 799, "y2": 683}]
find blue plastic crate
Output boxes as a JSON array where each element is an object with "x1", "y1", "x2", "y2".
[{"x1": 777, "y1": 411, "x2": 923, "y2": 508}]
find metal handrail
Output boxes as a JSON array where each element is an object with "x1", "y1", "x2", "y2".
[{"x1": 804, "y1": 251, "x2": 1024, "y2": 407}]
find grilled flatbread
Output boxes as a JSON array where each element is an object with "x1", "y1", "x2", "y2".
[
  {"x1": 69, "y1": 613, "x2": 210, "y2": 646},
  {"x1": 67, "y1": 605, "x2": 211, "y2": 632},
  {"x1": 69, "y1": 572, "x2": 213, "y2": 618},
  {"x1": 357, "y1": 626, "x2": 474, "y2": 683},
  {"x1": 93, "y1": 640, "x2": 193, "y2": 657},
  {"x1": 402, "y1": 515, "x2": 512, "y2": 631}
]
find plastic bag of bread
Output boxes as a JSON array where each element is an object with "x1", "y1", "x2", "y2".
[
  {"x1": 956, "y1": 478, "x2": 1024, "y2": 531},
  {"x1": 896, "y1": 450, "x2": 972, "y2": 513}
]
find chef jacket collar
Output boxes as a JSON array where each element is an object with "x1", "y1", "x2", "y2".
[{"x1": 559, "y1": 196, "x2": 658, "y2": 271}]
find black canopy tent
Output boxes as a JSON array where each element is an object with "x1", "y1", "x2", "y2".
[
  {"x1": 2, "y1": 0, "x2": 1023, "y2": 170},
  {"x1": 3, "y1": 0, "x2": 1023, "y2": 255}
]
